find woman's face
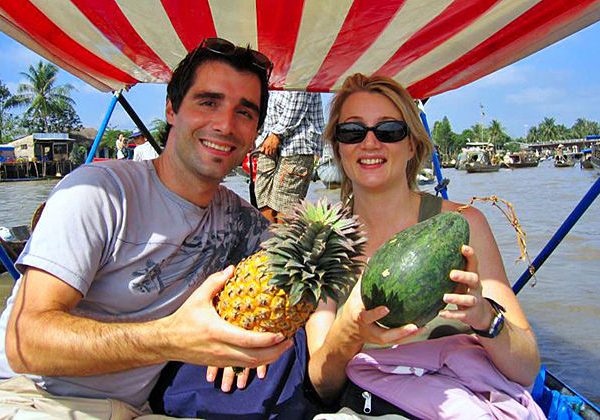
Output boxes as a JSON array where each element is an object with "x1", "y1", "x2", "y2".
[{"x1": 337, "y1": 91, "x2": 414, "y2": 193}]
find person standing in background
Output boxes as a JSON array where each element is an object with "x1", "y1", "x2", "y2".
[
  {"x1": 255, "y1": 91, "x2": 324, "y2": 223},
  {"x1": 131, "y1": 130, "x2": 160, "y2": 161},
  {"x1": 116, "y1": 133, "x2": 127, "y2": 159}
]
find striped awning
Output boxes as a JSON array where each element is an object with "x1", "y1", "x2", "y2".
[{"x1": 1, "y1": 0, "x2": 599, "y2": 98}]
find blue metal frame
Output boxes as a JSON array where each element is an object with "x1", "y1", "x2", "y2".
[
  {"x1": 0, "y1": 245, "x2": 20, "y2": 280},
  {"x1": 419, "y1": 110, "x2": 449, "y2": 199},
  {"x1": 85, "y1": 91, "x2": 121, "y2": 164}
]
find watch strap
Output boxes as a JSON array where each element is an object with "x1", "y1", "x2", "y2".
[{"x1": 471, "y1": 297, "x2": 506, "y2": 338}]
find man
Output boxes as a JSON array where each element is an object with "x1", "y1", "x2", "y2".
[
  {"x1": 255, "y1": 91, "x2": 324, "y2": 223},
  {"x1": 131, "y1": 130, "x2": 160, "y2": 161},
  {"x1": 0, "y1": 38, "x2": 293, "y2": 418}
]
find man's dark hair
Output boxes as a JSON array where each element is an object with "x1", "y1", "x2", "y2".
[{"x1": 165, "y1": 41, "x2": 270, "y2": 140}]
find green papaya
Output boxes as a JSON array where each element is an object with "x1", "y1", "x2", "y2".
[{"x1": 361, "y1": 211, "x2": 469, "y2": 328}]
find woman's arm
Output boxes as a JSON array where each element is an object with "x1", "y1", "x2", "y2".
[{"x1": 440, "y1": 205, "x2": 541, "y2": 386}]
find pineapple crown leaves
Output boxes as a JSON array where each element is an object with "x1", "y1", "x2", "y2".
[{"x1": 262, "y1": 198, "x2": 367, "y2": 307}]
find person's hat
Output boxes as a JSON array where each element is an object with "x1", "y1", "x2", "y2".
[{"x1": 129, "y1": 130, "x2": 143, "y2": 139}]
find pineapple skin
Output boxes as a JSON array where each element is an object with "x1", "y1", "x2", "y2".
[{"x1": 216, "y1": 250, "x2": 315, "y2": 338}]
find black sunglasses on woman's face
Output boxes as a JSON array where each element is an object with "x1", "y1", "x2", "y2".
[{"x1": 335, "y1": 120, "x2": 410, "y2": 144}]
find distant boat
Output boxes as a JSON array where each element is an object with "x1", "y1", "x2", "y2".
[
  {"x1": 0, "y1": 225, "x2": 30, "y2": 274},
  {"x1": 580, "y1": 148, "x2": 594, "y2": 169},
  {"x1": 591, "y1": 144, "x2": 600, "y2": 171},
  {"x1": 465, "y1": 162, "x2": 500, "y2": 173},
  {"x1": 417, "y1": 168, "x2": 435, "y2": 185},
  {"x1": 315, "y1": 157, "x2": 342, "y2": 189},
  {"x1": 554, "y1": 156, "x2": 575, "y2": 168},
  {"x1": 455, "y1": 142, "x2": 497, "y2": 171},
  {"x1": 506, "y1": 151, "x2": 539, "y2": 168}
]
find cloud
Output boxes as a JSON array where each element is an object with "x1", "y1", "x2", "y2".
[
  {"x1": 476, "y1": 65, "x2": 529, "y2": 87},
  {"x1": 506, "y1": 87, "x2": 564, "y2": 105}
]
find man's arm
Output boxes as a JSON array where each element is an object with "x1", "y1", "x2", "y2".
[{"x1": 6, "y1": 266, "x2": 292, "y2": 376}]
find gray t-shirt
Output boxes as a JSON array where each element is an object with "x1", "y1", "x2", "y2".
[{"x1": 0, "y1": 159, "x2": 270, "y2": 407}]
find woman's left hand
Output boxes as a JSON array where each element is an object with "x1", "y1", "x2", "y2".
[
  {"x1": 439, "y1": 245, "x2": 494, "y2": 331},
  {"x1": 206, "y1": 365, "x2": 268, "y2": 392}
]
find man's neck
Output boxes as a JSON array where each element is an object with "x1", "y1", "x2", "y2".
[{"x1": 152, "y1": 157, "x2": 218, "y2": 208}]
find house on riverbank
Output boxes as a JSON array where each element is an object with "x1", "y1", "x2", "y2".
[{"x1": 0, "y1": 130, "x2": 97, "y2": 181}]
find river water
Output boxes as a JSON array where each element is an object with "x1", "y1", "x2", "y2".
[{"x1": 1, "y1": 161, "x2": 599, "y2": 404}]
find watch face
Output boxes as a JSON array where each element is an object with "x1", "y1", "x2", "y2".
[{"x1": 489, "y1": 313, "x2": 505, "y2": 337}]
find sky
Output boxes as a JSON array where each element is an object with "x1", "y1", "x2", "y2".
[{"x1": 1, "y1": 21, "x2": 599, "y2": 139}]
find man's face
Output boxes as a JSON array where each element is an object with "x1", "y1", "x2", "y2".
[{"x1": 165, "y1": 60, "x2": 261, "y2": 182}]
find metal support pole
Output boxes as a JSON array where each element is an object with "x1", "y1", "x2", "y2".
[
  {"x1": 513, "y1": 176, "x2": 600, "y2": 294},
  {"x1": 117, "y1": 94, "x2": 161, "y2": 154},
  {"x1": 85, "y1": 91, "x2": 121, "y2": 164},
  {"x1": 418, "y1": 108, "x2": 449, "y2": 199}
]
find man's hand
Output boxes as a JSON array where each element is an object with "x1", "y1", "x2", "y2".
[
  {"x1": 206, "y1": 365, "x2": 268, "y2": 392},
  {"x1": 161, "y1": 266, "x2": 293, "y2": 368},
  {"x1": 260, "y1": 133, "x2": 280, "y2": 156}
]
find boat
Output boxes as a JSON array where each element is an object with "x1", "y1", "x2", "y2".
[
  {"x1": 554, "y1": 156, "x2": 576, "y2": 168},
  {"x1": 465, "y1": 161, "x2": 500, "y2": 173},
  {"x1": 591, "y1": 143, "x2": 600, "y2": 171},
  {"x1": 455, "y1": 142, "x2": 498, "y2": 171},
  {"x1": 506, "y1": 151, "x2": 540, "y2": 168},
  {"x1": 0, "y1": 225, "x2": 30, "y2": 274},
  {"x1": 417, "y1": 168, "x2": 435, "y2": 185},
  {"x1": 315, "y1": 157, "x2": 342, "y2": 189},
  {"x1": 580, "y1": 148, "x2": 594, "y2": 169},
  {"x1": 1, "y1": 1, "x2": 599, "y2": 417},
  {"x1": 462, "y1": 146, "x2": 501, "y2": 173}
]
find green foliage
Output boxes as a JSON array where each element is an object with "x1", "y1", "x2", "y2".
[
  {"x1": 150, "y1": 118, "x2": 168, "y2": 146},
  {"x1": 10, "y1": 61, "x2": 81, "y2": 133},
  {"x1": 69, "y1": 145, "x2": 88, "y2": 165},
  {"x1": 0, "y1": 80, "x2": 22, "y2": 143},
  {"x1": 430, "y1": 113, "x2": 600, "y2": 160}
]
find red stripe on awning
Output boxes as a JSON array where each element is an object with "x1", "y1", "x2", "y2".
[
  {"x1": 2, "y1": 0, "x2": 137, "y2": 86},
  {"x1": 256, "y1": 0, "x2": 305, "y2": 88},
  {"x1": 307, "y1": 0, "x2": 406, "y2": 91},
  {"x1": 72, "y1": 0, "x2": 173, "y2": 80},
  {"x1": 375, "y1": 0, "x2": 500, "y2": 77},
  {"x1": 408, "y1": 0, "x2": 598, "y2": 99},
  {"x1": 161, "y1": 0, "x2": 216, "y2": 52}
]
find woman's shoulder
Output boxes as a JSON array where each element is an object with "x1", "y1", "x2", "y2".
[{"x1": 440, "y1": 199, "x2": 489, "y2": 229}]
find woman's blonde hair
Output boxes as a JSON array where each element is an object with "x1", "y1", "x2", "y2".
[{"x1": 324, "y1": 73, "x2": 433, "y2": 205}]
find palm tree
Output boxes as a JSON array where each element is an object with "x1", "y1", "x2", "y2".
[
  {"x1": 538, "y1": 117, "x2": 560, "y2": 142},
  {"x1": 11, "y1": 61, "x2": 76, "y2": 132},
  {"x1": 488, "y1": 119, "x2": 506, "y2": 146}
]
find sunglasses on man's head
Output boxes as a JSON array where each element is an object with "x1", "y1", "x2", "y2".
[
  {"x1": 335, "y1": 120, "x2": 410, "y2": 144},
  {"x1": 200, "y1": 37, "x2": 273, "y2": 79}
]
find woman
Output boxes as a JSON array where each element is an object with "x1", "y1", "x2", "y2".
[{"x1": 308, "y1": 74, "x2": 541, "y2": 418}]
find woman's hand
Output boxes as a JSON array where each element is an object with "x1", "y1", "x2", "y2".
[
  {"x1": 439, "y1": 245, "x2": 494, "y2": 331},
  {"x1": 206, "y1": 365, "x2": 268, "y2": 392},
  {"x1": 341, "y1": 280, "x2": 420, "y2": 346}
]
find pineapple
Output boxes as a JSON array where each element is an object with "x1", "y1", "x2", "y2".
[{"x1": 216, "y1": 198, "x2": 366, "y2": 338}]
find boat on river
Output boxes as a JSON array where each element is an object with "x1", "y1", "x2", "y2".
[
  {"x1": 554, "y1": 156, "x2": 576, "y2": 168},
  {"x1": 1, "y1": 1, "x2": 600, "y2": 417},
  {"x1": 591, "y1": 144, "x2": 600, "y2": 171},
  {"x1": 506, "y1": 151, "x2": 540, "y2": 168}
]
